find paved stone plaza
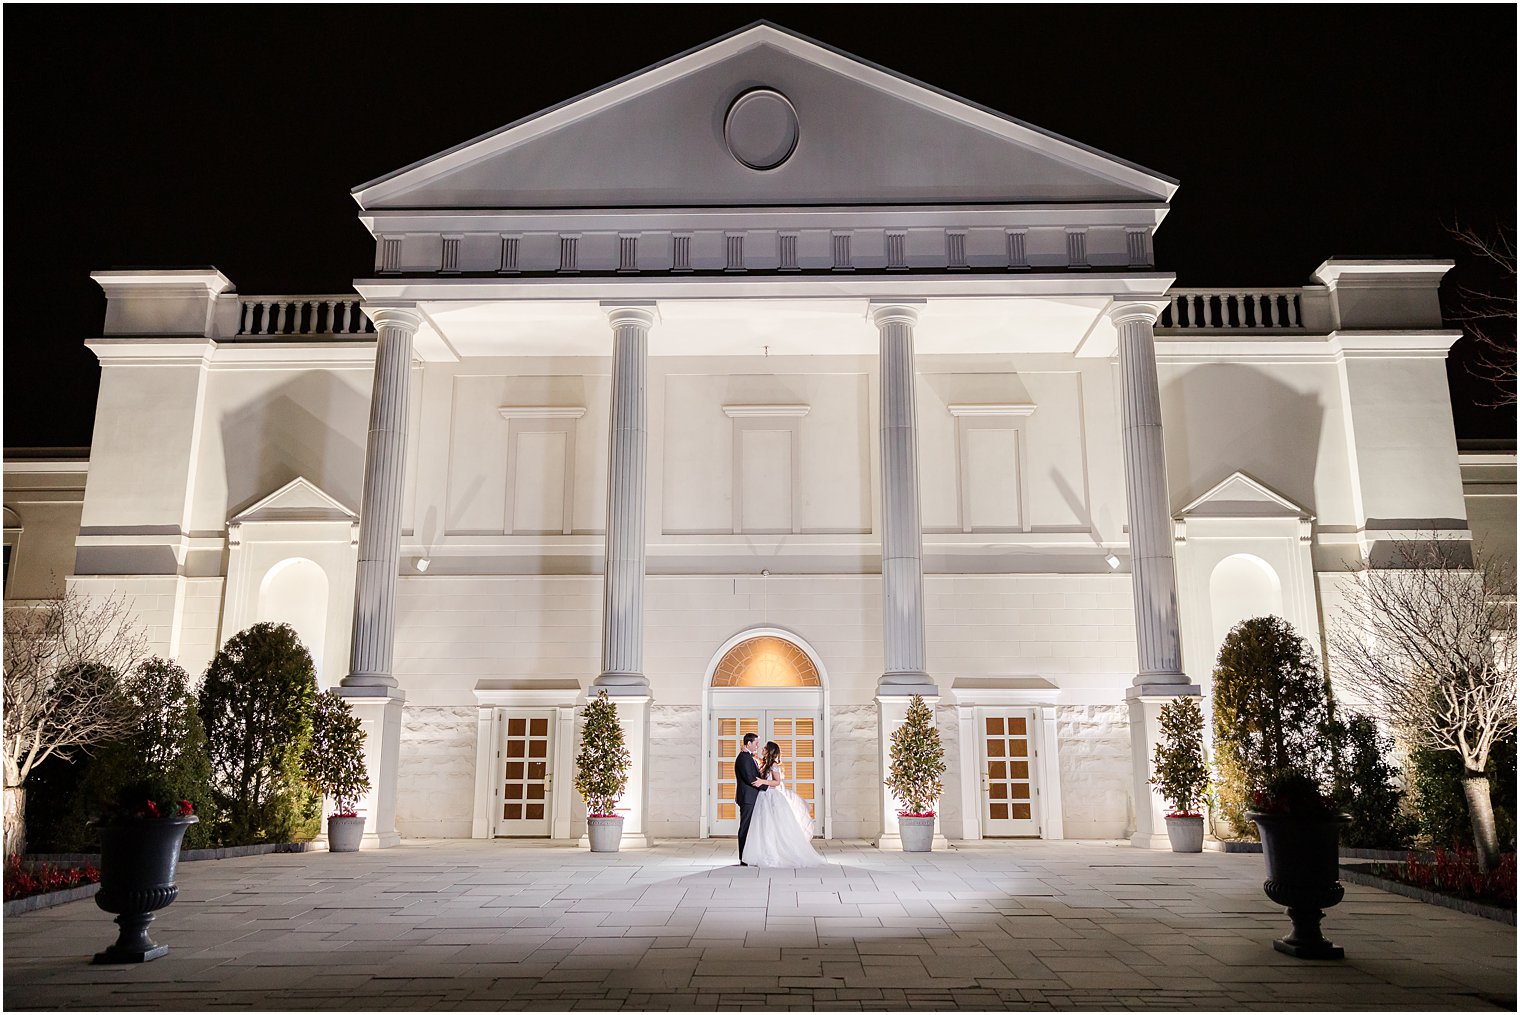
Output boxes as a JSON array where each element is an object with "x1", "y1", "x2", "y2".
[{"x1": 4, "y1": 838, "x2": 1514, "y2": 1011}]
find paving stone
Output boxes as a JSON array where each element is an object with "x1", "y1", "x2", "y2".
[{"x1": 3, "y1": 838, "x2": 1514, "y2": 1011}]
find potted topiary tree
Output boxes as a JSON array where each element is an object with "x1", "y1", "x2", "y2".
[
  {"x1": 884, "y1": 695, "x2": 946, "y2": 852},
  {"x1": 1150, "y1": 695, "x2": 1210, "y2": 852},
  {"x1": 574, "y1": 690, "x2": 630, "y2": 852},
  {"x1": 301, "y1": 690, "x2": 370, "y2": 852},
  {"x1": 1216, "y1": 615, "x2": 1347, "y2": 959}
]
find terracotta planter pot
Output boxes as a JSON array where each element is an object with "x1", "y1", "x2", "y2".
[
  {"x1": 1165, "y1": 815, "x2": 1205, "y2": 853},
  {"x1": 1248, "y1": 810, "x2": 1348, "y2": 959},
  {"x1": 587, "y1": 815, "x2": 624, "y2": 853},
  {"x1": 899, "y1": 815, "x2": 935, "y2": 852},
  {"x1": 327, "y1": 815, "x2": 365, "y2": 853},
  {"x1": 93, "y1": 816, "x2": 198, "y2": 963}
]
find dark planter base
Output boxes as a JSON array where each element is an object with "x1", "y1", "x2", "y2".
[
  {"x1": 1250, "y1": 810, "x2": 1348, "y2": 962},
  {"x1": 1272, "y1": 906, "x2": 1344, "y2": 959},
  {"x1": 93, "y1": 911, "x2": 169, "y2": 964},
  {"x1": 93, "y1": 816, "x2": 196, "y2": 965}
]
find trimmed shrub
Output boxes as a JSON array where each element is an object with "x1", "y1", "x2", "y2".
[
  {"x1": 1211, "y1": 616, "x2": 1333, "y2": 837},
  {"x1": 198, "y1": 624, "x2": 320, "y2": 845},
  {"x1": 574, "y1": 690, "x2": 630, "y2": 816},
  {"x1": 56, "y1": 658, "x2": 215, "y2": 851},
  {"x1": 301, "y1": 690, "x2": 370, "y2": 817},
  {"x1": 885, "y1": 695, "x2": 947, "y2": 816},
  {"x1": 1328, "y1": 713, "x2": 1415, "y2": 849}
]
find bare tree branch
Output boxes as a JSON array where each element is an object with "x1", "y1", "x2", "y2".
[
  {"x1": 1448, "y1": 221, "x2": 1517, "y2": 408},
  {"x1": 1328, "y1": 537, "x2": 1516, "y2": 868},
  {"x1": 3, "y1": 589, "x2": 148, "y2": 790}
]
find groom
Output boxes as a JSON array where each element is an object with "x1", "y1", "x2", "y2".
[{"x1": 734, "y1": 732, "x2": 768, "y2": 866}]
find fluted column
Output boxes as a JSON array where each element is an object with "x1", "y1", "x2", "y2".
[
  {"x1": 588, "y1": 303, "x2": 656, "y2": 850},
  {"x1": 1111, "y1": 302, "x2": 1200, "y2": 851},
  {"x1": 344, "y1": 305, "x2": 421, "y2": 689},
  {"x1": 594, "y1": 303, "x2": 656, "y2": 691},
  {"x1": 1111, "y1": 304, "x2": 1190, "y2": 686},
  {"x1": 872, "y1": 301, "x2": 935, "y2": 695}
]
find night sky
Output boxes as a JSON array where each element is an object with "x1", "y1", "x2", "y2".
[{"x1": 5, "y1": 6, "x2": 1515, "y2": 448}]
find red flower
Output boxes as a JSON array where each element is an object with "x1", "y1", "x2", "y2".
[{"x1": 177, "y1": 800, "x2": 194, "y2": 817}]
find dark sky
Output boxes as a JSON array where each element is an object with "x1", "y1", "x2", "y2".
[{"x1": 5, "y1": 6, "x2": 1515, "y2": 447}]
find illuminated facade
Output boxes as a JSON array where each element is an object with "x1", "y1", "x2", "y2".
[{"x1": 6, "y1": 24, "x2": 1506, "y2": 849}]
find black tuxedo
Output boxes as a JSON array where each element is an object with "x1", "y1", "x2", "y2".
[{"x1": 734, "y1": 750, "x2": 767, "y2": 863}]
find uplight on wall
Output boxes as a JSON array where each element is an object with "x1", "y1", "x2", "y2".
[
  {"x1": 415, "y1": 558, "x2": 431, "y2": 573},
  {"x1": 1104, "y1": 553, "x2": 1121, "y2": 570}
]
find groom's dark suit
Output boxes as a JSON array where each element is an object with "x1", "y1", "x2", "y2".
[{"x1": 734, "y1": 749, "x2": 767, "y2": 864}]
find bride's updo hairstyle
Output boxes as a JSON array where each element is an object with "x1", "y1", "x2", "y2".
[{"x1": 762, "y1": 741, "x2": 781, "y2": 775}]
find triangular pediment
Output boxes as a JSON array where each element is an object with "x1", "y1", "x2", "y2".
[
  {"x1": 1178, "y1": 472, "x2": 1312, "y2": 521},
  {"x1": 354, "y1": 23, "x2": 1176, "y2": 210},
  {"x1": 229, "y1": 477, "x2": 357, "y2": 525}
]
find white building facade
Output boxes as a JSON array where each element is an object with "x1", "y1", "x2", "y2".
[{"x1": 10, "y1": 25, "x2": 1502, "y2": 849}]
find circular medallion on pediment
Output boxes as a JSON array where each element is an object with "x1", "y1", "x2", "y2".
[{"x1": 724, "y1": 89, "x2": 799, "y2": 171}]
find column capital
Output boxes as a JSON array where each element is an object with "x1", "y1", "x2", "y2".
[
  {"x1": 868, "y1": 300, "x2": 926, "y2": 327},
  {"x1": 364, "y1": 304, "x2": 424, "y2": 332},
  {"x1": 1105, "y1": 300, "x2": 1168, "y2": 327},
  {"x1": 601, "y1": 301, "x2": 659, "y2": 328}
]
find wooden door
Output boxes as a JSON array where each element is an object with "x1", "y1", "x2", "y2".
[
  {"x1": 980, "y1": 710, "x2": 1039, "y2": 836},
  {"x1": 495, "y1": 710, "x2": 553, "y2": 836}
]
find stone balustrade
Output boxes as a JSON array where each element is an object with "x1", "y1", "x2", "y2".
[
  {"x1": 1158, "y1": 289, "x2": 1304, "y2": 330},
  {"x1": 237, "y1": 297, "x2": 374, "y2": 336}
]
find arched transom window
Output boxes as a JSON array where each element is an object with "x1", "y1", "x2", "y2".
[{"x1": 711, "y1": 636, "x2": 821, "y2": 688}]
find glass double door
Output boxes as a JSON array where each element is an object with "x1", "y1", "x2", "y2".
[{"x1": 711, "y1": 710, "x2": 819, "y2": 836}]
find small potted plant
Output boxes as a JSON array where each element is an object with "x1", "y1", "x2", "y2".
[
  {"x1": 884, "y1": 695, "x2": 946, "y2": 852},
  {"x1": 574, "y1": 690, "x2": 630, "y2": 852},
  {"x1": 1150, "y1": 695, "x2": 1210, "y2": 852},
  {"x1": 91, "y1": 776, "x2": 198, "y2": 963},
  {"x1": 301, "y1": 689, "x2": 370, "y2": 852}
]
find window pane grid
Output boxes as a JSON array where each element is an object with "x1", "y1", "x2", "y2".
[
  {"x1": 984, "y1": 713, "x2": 1032, "y2": 826},
  {"x1": 501, "y1": 716, "x2": 552, "y2": 825}
]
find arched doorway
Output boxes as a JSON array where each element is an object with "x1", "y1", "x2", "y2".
[{"x1": 702, "y1": 628, "x2": 830, "y2": 839}]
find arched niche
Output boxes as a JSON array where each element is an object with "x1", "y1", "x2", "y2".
[
  {"x1": 257, "y1": 557, "x2": 330, "y2": 684},
  {"x1": 1208, "y1": 552, "x2": 1284, "y2": 654}
]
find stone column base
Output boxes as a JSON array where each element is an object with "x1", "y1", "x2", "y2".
[
  {"x1": 1126, "y1": 683, "x2": 1200, "y2": 851},
  {"x1": 596, "y1": 689, "x2": 655, "y2": 848},
  {"x1": 338, "y1": 685, "x2": 406, "y2": 849}
]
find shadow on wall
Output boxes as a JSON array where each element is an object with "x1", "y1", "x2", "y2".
[
  {"x1": 220, "y1": 376, "x2": 368, "y2": 521},
  {"x1": 1161, "y1": 365, "x2": 1324, "y2": 515}
]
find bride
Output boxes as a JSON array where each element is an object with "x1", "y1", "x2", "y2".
[{"x1": 745, "y1": 741, "x2": 828, "y2": 868}]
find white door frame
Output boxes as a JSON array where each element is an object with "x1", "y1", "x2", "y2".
[
  {"x1": 471, "y1": 682, "x2": 579, "y2": 840},
  {"x1": 949, "y1": 683, "x2": 1064, "y2": 841},
  {"x1": 699, "y1": 626, "x2": 832, "y2": 840}
]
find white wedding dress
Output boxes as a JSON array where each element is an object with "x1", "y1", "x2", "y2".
[{"x1": 745, "y1": 769, "x2": 828, "y2": 868}]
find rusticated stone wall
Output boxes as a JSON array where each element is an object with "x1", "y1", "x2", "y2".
[
  {"x1": 829, "y1": 704, "x2": 879, "y2": 840},
  {"x1": 395, "y1": 706, "x2": 477, "y2": 839},
  {"x1": 1056, "y1": 703, "x2": 1133, "y2": 839},
  {"x1": 648, "y1": 705, "x2": 702, "y2": 838}
]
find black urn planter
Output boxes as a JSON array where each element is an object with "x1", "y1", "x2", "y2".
[
  {"x1": 93, "y1": 816, "x2": 198, "y2": 963},
  {"x1": 1247, "y1": 810, "x2": 1347, "y2": 959}
]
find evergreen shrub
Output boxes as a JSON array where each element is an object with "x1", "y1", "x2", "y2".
[{"x1": 198, "y1": 624, "x2": 319, "y2": 845}]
